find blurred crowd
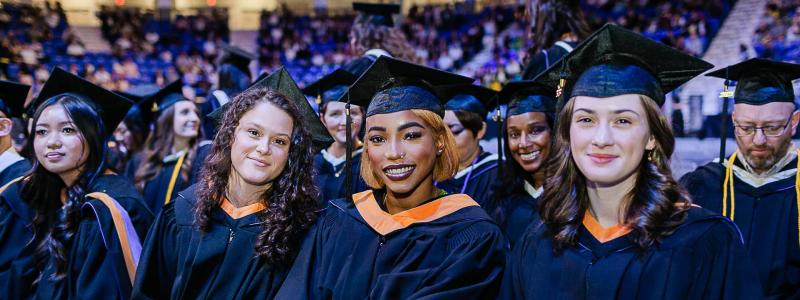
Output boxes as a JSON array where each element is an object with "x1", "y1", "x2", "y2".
[
  {"x1": 753, "y1": 0, "x2": 800, "y2": 62},
  {"x1": 0, "y1": 0, "x2": 751, "y2": 104}
]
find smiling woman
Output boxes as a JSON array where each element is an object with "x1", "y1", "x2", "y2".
[
  {"x1": 128, "y1": 80, "x2": 208, "y2": 215},
  {"x1": 276, "y1": 56, "x2": 507, "y2": 300},
  {"x1": 486, "y1": 80, "x2": 556, "y2": 246},
  {"x1": 132, "y1": 68, "x2": 330, "y2": 299},
  {"x1": 502, "y1": 24, "x2": 762, "y2": 299},
  {"x1": 0, "y1": 68, "x2": 153, "y2": 299}
]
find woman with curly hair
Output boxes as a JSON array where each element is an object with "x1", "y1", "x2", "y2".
[
  {"x1": 127, "y1": 80, "x2": 207, "y2": 215},
  {"x1": 276, "y1": 57, "x2": 507, "y2": 299},
  {"x1": 502, "y1": 24, "x2": 762, "y2": 299},
  {"x1": 0, "y1": 68, "x2": 153, "y2": 299},
  {"x1": 132, "y1": 68, "x2": 332, "y2": 299},
  {"x1": 342, "y1": 2, "x2": 421, "y2": 78}
]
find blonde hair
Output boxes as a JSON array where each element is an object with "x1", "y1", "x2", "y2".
[{"x1": 360, "y1": 109, "x2": 459, "y2": 189}]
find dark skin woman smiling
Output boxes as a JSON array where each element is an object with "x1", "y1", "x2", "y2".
[{"x1": 276, "y1": 56, "x2": 507, "y2": 299}]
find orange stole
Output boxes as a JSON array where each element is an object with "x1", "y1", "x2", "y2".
[
  {"x1": 220, "y1": 198, "x2": 267, "y2": 219},
  {"x1": 582, "y1": 210, "x2": 632, "y2": 243},
  {"x1": 352, "y1": 190, "x2": 480, "y2": 236}
]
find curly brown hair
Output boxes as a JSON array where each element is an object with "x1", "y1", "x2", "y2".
[
  {"x1": 194, "y1": 86, "x2": 320, "y2": 265},
  {"x1": 349, "y1": 19, "x2": 422, "y2": 64},
  {"x1": 540, "y1": 96, "x2": 691, "y2": 252}
]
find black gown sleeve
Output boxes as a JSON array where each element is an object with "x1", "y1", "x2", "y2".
[{"x1": 132, "y1": 202, "x2": 180, "y2": 299}]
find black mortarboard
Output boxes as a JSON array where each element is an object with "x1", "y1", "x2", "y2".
[
  {"x1": 35, "y1": 68, "x2": 134, "y2": 137},
  {"x1": 498, "y1": 80, "x2": 556, "y2": 117},
  {"x1": 535, "y1": 24, "x2": 713, "y2": 107},
  {"x1": 706, "y1": 58, "x2": 800, "y2": 105},
  {"x1": 0, "y1": 80, "x2": 30, "y2": 118},
  {"x1": 345, "y1": 56, "x2": 474, "y2": 118},
  {"x1": 210, "y1": 68, "x2": 333, "y2": 149},
  {"x1": 218, "y1": 43, "x2": 256, "y2": 77},
  {"x1": 207, "y1": 72, "x2": 268, "y2": 124},
  {"x1": 118, "y1": 84, "x2": 160, "y2": 103},
  {"x1": 440, "y1": 84, "x2": 498, "y2": 117},
  {"x1": 353, "y1": 2, "x2": 401, "y2": 27},
  {"x1": 302, "y1": 69, "x2": 358, "y2": 105}
]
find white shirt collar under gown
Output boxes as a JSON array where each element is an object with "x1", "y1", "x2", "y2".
[
  {"x1": 524, "y1": 180, "x2": 543, "y2": 198},
  {"x1": 321, "y1": 148, "x2": 364, "y2": 167},
  {"x1": 453, "y1": 153, "x2": 499, "y2": 180},
  {"x1": 721, "y1": 144, "x2": 799, "y2": 188},
  {"x1": 0, "y1": 147, "x2": 24, "y2": 174}
]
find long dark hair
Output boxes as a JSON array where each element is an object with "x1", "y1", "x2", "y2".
[
  {"x1": 526, "y1": 0, "x2": 590, "y2": 55},
  {"x1": 22, "y1": 93, "x2": 108, "y2": 281},
  {"x1": 486, "y1": 110, "x2": 555, "y2": 225},
  {"x1": 195, "y1": 86, "x2": 319, "y2": 266},
  {"x1": 540, "y1": 96, "x2": 690, "y2": 253},
  {"x1": 133, "y1": 103, "x2": 200, "y2": 191}
]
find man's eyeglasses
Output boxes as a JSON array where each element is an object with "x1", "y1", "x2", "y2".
[{"x1": 733, "y1": 116, "x2": 794, "y2": 137}]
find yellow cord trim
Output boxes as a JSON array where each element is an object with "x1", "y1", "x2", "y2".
[
  {"x1": 724, "y1": 150, "x2": 800, "y2": 247},
  {"x1": 796, "y1": 154, "x2": 800, "y2": 249},
  {"x1": 164, "y1": 152, "x2": 187, "y2": 205},
  {"x1": 722, "y1": 151, "x2": 738, "y2": 220}
]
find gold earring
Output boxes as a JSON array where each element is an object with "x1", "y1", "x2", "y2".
[{"x1": 647, "y1": 150, "x2": 656, "y2": 162}]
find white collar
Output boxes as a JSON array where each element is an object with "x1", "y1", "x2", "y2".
[
  {"x1": 0, "y1": 148, "x2": 23, "y2": 173},
  {"x1": 524, "y1": 180, "x2": 544, "y2": 198},
  {"x1": 722, "y1": 145, "x2": 798, "y2": 188},
  {"x1": 321, "y1": 148, "x2": 364, "y2": 167},
  {"x1": 453, "y1": 153, "x2": 498, "y2": 179},
  {"x1": 364, "y1": 49, "x2": 392, "y2": 58}
]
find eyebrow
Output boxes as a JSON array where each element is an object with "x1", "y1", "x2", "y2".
[
  {"x1": 398, "y1": 122, "x2": 425, "y2": 131},
  {"x1": 35, "y1": 121, "x2": 75, "y2": 127},
  {"x1": 574, "y1": 108, "x2": 641, "y2": 116}
]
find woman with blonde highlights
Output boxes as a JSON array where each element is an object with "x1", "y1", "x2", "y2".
[{"x1": 277, "y1": 56, "x2": 506, "y2": 299}]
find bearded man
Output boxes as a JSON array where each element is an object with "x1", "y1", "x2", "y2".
[{"x1": 681, "y1": 58, "x2": 800, "y2": 299}]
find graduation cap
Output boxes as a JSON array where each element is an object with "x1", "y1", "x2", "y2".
[
  {"x1": 207, "y1": 72, "x2": 269, "y2": 124},
  {"x1": 353, "y1": 2, "x2": 401, "y2": 27},
  {"x1": 342, "y1": 56, "x2": 472, "y2": 196},
  {"x1": 345, "y1": 55, "x2": 474, "y2": 118},
  {"x1": 0, "y1": 80, "x2": 30, "y2": 118},
  {"x1": 706, "y1": 58, "x2": 800, "y2": 105},
  {"x1": 498, "y1": 80, "x2": 556, "y2": 117},
  {"x1": 35, "y1": 68, "x2": 134, "y2": 137},
  {"x1": 118, "y1": 84, "x2": 160, "y2": 103},
  {"x1": 218, "y1": 43, "x2": 256, "y2": 77},
  {"x1": 302, "y1": 69, "x2": 358, "y2": 105},
  {"x1": 209, "y1": 68, "x2": 333, "y2": 149},
  {"x1": 439, "y1": 84, "x2": 498, "y2": 117},
  {"x1": 534, "y1": 23, "x2": 713, "y2": 107}
]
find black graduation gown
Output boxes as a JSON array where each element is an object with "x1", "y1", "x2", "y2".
[
  {"x1": 501, "y1": 207, "x2": 763, "y2": 299},
  {"x1": 275, "y1": 190, "x2": 508, "y2": 299},
  {"x1": 0, "y1": 159, "x2": 30, "y2": 186},
  {"x1": 132, "y1": 184, "x2": 289, "y2": 299},
  {"x1": 494, "y1": 191, "x2": 538, "y2": 247},
  {"x1": 681, "y1": 160, "x2": 800, "y2": 298},
  {"x1": 312, "y1": 150, "x2": 369, "y2": 204},
  {"x1": 436, "y1": 151, "x2": 498, "y2": 206},
  {"x1": 126, "y1": 146, "x2": 210, "y2": 215},
  {"x1": 0, "y1": 174, "x2": 154, "y2": 299},
  {"x1": 520, "y1": 41, "x2": 578, "y2": 80}
]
